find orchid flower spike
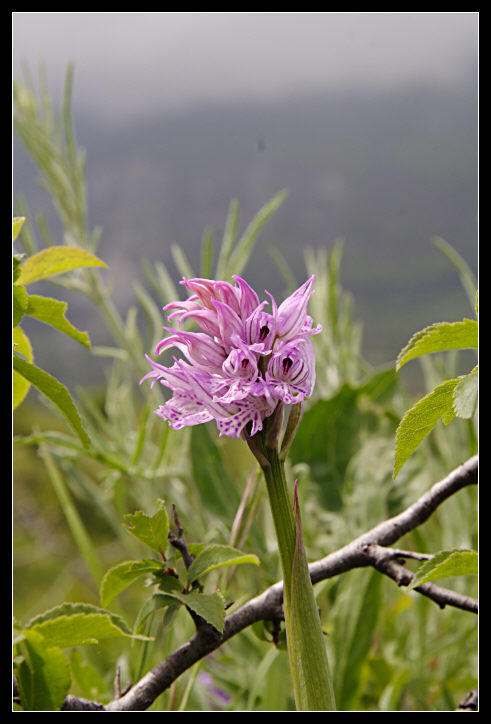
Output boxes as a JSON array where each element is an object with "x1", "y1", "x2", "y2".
[{"x1": 141, "y1": 275, "x2": 321, "y2": 440}]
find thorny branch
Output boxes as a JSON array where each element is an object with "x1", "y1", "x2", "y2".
[{"x1": 20, "y1": 455, "x2": 478, "y2": 711}]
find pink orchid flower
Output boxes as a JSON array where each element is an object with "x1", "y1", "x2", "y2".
[{"x1": 141, "y1": 275, "x2": 321, "y2": 438}]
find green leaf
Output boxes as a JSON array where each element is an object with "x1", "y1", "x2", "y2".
[
  {"x1": 15, "y1": 629, "x2": 71, "y2": 711},
  {"x1": 13, "y1": 326, "x2": 33, "y2": 409},
  {"x1": 13, "y1": 216, "x2": 26, "y2": 241},
  {"x1": 123, "y1": 499, "x2": 169, "y2": 555},
  {"x1": 215, "y1": 198, "x2": 240, "y2": 279},
  {"x1": 408, "y1": 549, "x2": 478, "y2": 590},
  {"x1": 288, "y1": 483, "x2": 336, "y2": 710},
  {"x1": 100, "y1": 559, "x2": 163, "y2": 608},
  {"x1": 38, "y1": 442, "x2": 104, "y2": 585},
  {"x1": 290, "y1": 368, "x2": 398, "y2": 509},
  {"x1": 186, "y1": 544, "x2": 259, "y2": 585},
  {"x1": 156, "y1": 574, "x2": 226, "y2": 632},
  {"x1": 133, "y1": 593, "x2": 178, "y2": 634},
  {"x1": 200, "y1": 226, "x2": 214, "y2": 278},
  {"x1": 24, "y1": 294, "x2": 90, "y2": 348},
  {"x1": 170, "y1": 244, "x2": 194, "y2": 279},
  {"x1": 433, "y1": 237, "x2": 478, "y2": 313},
  {"x1": 156, "y1": 570, "x2": 185, "y2": 594},
  {"x1": 396, "y1": 319, "x2": 478, "y2": 371},
  {"x1": 393, "y1": 378, "x2": 460, "y2": 478},
  {"x1": 227, "y1": 190, "x2": 289, "y2": 278},
  {"x1": 12, "y1": 355, "x2": 90, "y2": 448},
  {"x1": 453, "y1": 367, "x2": 478, "y2": 419},
  {"x1": 25, "y1": 602, "x2": 151, "y2": 646},
  {"x1": 69, "y1": 649, "x2": 107, "y2": 701},
  {"x1": 178, "y1": 589, "x2": 226, "y2": 633},
  {"x1": 13, "y1": 253, "x2": 26, "y2": 283},
  {"x1": 13, "y1": 284, "x2": 28, "y2": 326},
  {"x1": 332, "y1": 569, "x2": 382, "y2": 710},
  {"x1": 16, "y1": 245, "x2": 107, "y2": 286}
]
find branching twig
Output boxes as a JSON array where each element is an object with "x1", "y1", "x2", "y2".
[
  {"x1": 168, "y1": 504, "x2": 196, "y2": 572},
  {"x1": 37, "y1": 455, "x2": 479, "y2": 711},
  {"x1": 360, "y1": 543, "x2": 478, "y2": 613}
]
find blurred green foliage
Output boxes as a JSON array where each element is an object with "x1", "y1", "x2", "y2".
[{"x1": 13, "y1": 66, "x2": 477, "y2": 711}]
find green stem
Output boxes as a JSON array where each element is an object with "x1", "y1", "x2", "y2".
[
  {"x1": 39, "y1": 441, "x2": 104, "y2": 586},
  {"x1": 260, "y1": 444, "x2": 336, "y2": 711},
  {"x1": 261, "y1": 447, "x2": 297, "y2": 594}
]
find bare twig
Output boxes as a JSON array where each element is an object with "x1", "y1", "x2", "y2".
[
  {"x1": 168, "y1": 504, "x2": 195, "y2": 571},
  {"x1": 33, "y1": 455, "x2": 478, "y2": 711},
  {"x1": 360, "y1": 543, "x2": 478, "y2": 613},
  {"x1": 309, "y1": 454, "x2": 478, "y2": 585}
]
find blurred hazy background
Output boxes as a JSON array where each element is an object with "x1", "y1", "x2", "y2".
[{"x1": 13, "y1": 12, "x2": 478, "y2": 389}]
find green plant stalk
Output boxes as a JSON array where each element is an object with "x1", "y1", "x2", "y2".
[
  {"x1": 39, "y1": 442, "x2": 104, "y2": 586},
  {"x1": 260, "y1": 444, "x2": 336, "y2": 711}
]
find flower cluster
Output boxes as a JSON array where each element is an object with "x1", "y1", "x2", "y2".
[{"x1": 141, "y1": 275, "x2": 321, "y2": 439}]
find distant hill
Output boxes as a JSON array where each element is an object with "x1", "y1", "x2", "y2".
[{"x1": 13, "y1": 82, "x2": 478, "y2": 390}]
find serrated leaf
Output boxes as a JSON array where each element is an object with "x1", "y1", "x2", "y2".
[
  {"x1": 154, "y1": 573, "x2": 183, "y2": 602},
  {"x1": 123, "y1": 499, "x2": 169, "y2": 554},
  {"x1": 15, "y1": 629, "x2": 71, "y2": 711},
  {"x1": 26, "y1": 602, "x2": 129, "y2": 632},
  {"x1": 24, "y1": 294, "x2": 90, "y2": 348},
  {"x1": 100, "y1": 559, "x2": 163, "y2": 608},
  {"x1": 393, "y1": 378, "x2": 460, "y2": 478},
  {"x1": 453, "y1": 367, "x2": 478, "y2": 419},
  {"x1": 179, "y1": 589, "x2": 226, "y2": 633},
  {"x1": 12, "y1": 355, "x2": 90, "y2": 448},
  {"x1": 13, "y1": 327, "x2": 33, "y2": 409},
  {"x1": 408, "y1": 549, "x2": 478, "y2": 590},
  {"x1": 25, "y1": 602, "x2": 151, "y2": 646},
  {"x1": 154, "y1": 575, "x2": 226, "y2": 633},
  {"x1": 396, "y1": 319, "x2": 478, "y2": 371},
  {"x1": 16, "y1": 246, "x2": 107, "y2": 286},
  {"x1": 186, "y1": 544, "x2": 259, "y2": 585},
  {"x1": 441, "y1": 405, "x2": 457, "y2": 426}
]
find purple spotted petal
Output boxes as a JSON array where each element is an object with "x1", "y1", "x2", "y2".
[
  {"x1": 222, "y1": 337, "x2": 262, "y2": 379},
  {"x1": 141, "y1": 274, "x2": 321, "y2": 439},
  {"x1": 244, "y1": 300, "x2": 276, "y2": 350},
  {"x1": 266, "y1": 338, "x2": 316, "y2": 404}
]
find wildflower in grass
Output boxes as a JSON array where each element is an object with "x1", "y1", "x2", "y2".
[
  {"x1": 141, "y1": 275, "x2": 321, "y2": 439},
  {"x1": 141, "y1": 273, "x2": 336, "y2": 710}
]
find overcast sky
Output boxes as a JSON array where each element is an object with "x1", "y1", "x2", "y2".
[{"x1": 13, "y1": 12, "x2": 478, "y2": 122}]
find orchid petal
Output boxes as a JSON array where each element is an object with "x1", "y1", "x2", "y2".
[{"x1": 142, "y1": 274, "x2": 320, "y2": 439}]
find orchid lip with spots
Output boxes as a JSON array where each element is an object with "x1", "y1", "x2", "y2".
[{"x1": 141, "y1": 275, "x2": 321, "y2": 439}]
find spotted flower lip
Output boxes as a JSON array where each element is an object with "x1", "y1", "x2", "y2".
[{"x1": 141, "y1": 275, "x2": 321, "y2": 439}]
